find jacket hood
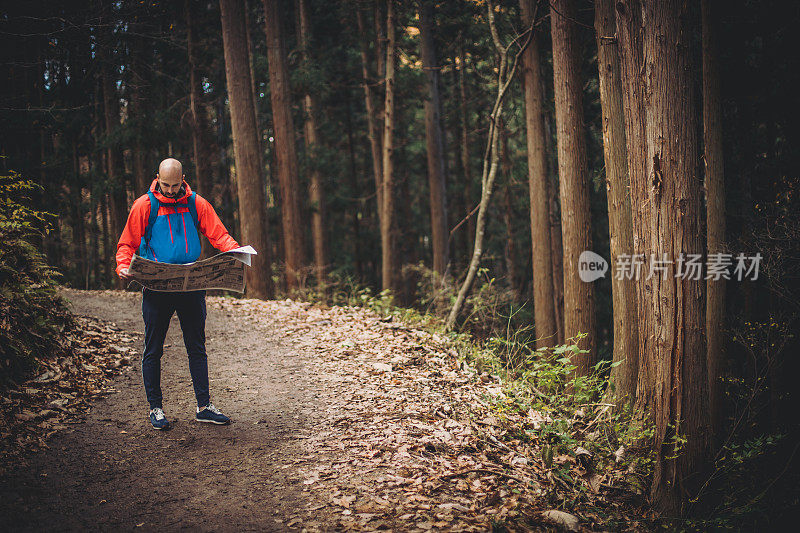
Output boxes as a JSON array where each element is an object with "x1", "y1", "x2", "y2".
[{"x1": 149, "y1": 178, "x2": 193, "y2": 203}]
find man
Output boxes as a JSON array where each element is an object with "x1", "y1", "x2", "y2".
[{"x1": 116, "y1": 158, "x2": 237, "y2": 430}]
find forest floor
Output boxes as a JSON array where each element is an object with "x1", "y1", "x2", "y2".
[{"x1": 0, "y1": 289, "x2": 646, "y2": 532}]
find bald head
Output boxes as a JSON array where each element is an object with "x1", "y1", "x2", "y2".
[{"x1": 157, "y1": 158, "x2": 184, "y2": 198}]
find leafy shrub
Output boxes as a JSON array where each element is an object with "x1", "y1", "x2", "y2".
[{"x1": 0, "y1": 172, "x2": 73, "y2": 385}]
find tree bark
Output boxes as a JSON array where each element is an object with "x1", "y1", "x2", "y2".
[
  {"x1": 594, "y1": 0, "x2": 638, "y2": 404},
  {"x1": 186, "y1": 0, "x2": 214, "y2": 257},
  {"x1": 519, "y1": 0, "x2": 557, "y2": 349},
  {"x1": 99, "y1": 46, "x2": 128, "y2": 288},
  {"x1": 550, "y1": 0, "x2": 595, "y2": 370},
  {"x1": 543, "y1": 109, "x2": 565, "y2": 345},
  {"x1": 500, "y1": 121, "x2": 518, "y2": 294},
  {"x1": 71, "y1": 143, "x2": 87, "y2": 288},
  {"x1": 702, "y1": 0, "x2": 726, "y2": 447},
  {"x1": 419, "y1": 0, "x2": 449, "y2": 283},
  {"x1": 186, "y1": 0, "x2": 211, "y2": 197},
  {"x1": 127, "y1": 14, "x2": 149, "y2": 197},
  {"x1": 244, "y1": 2, "x2": 259, "y2": 124},
  {"x1": 356, "y1": 9, "x2": 383, "y2": 224},
  {"x1": 89, "y1": 185, "x2": 100, "y2": 288},
  {"x1": 615, "y1": 0, "x2": 653, "y2": 400},
  {"x1": 129, "y1": 74, "x2": 148, "y2": 196},
  {"x1": 90, "y1": 84, "x2": 104, "y2": 287},
  {"x1": 380, "y1": 0, "x2": 398, "y2": 293},
  {"x1": 344, "y1": 96, "x2": 363, "y2": 281},
  {"x1": 219, "y1": 0, "x2": 274, "y2": 299},
  {"x1": 215, "y1": 91, "x2": 240, "y2": 239},
  {"x1": 263, "y1": 0, "x2": 307, "y2": 290},
  {"x1": 644, "y1": 0, "x2": 710, "y2": 510},
  {"x1": 617, "y1": 0, "x2": 712, "y2": 512},
  {"x1": 297, "y1": 0, "x2": 328, "y2": 289},
  {"x1": 456, "y1": 43, "x2": 475, "y2": 264},
  {"x1": 375, "y1": 1, "x2": 386, "y2": 103},
  {"x1": 101, "y1": 192, "x2": 111, "y2": 287}
]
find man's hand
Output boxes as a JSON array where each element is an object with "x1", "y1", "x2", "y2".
[{"x1": 119, "y1": 268, "x2": 133, "y2": 281}]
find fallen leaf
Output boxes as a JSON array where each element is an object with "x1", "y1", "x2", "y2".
[
  {"x1": 372, "y1": 362, "x2": 392, "y2": 373},
  {"x1": 542, "y1": 510, "x2": 579, "y2": 532},
  {"x1": 332, "y1": 495, "x2": 356, "y2": 508}
]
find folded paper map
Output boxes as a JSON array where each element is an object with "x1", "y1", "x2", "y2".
[{"x1": 128, "y1": 246, "x2": 257, "y2": 293}]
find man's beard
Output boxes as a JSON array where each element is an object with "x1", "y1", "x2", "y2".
[{"x1": 159, "y1": 183, "x2": 184, "y2": 199}]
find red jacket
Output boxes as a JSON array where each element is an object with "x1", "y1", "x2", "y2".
[{"x1": 116, "y1": 179, "x2": 239, "y2": 276}]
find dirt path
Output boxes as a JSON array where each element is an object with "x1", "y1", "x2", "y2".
[
  {"x1": 1, "y1": 289, "x2": 327, "y2": 532},
  {"x1": 1, "y1": 290, "x2": 624, "y2": 532}
]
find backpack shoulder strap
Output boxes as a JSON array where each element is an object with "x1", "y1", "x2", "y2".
[
  {"x1": 144, "y1": 191, "x2": 159, "y2": 246},
  {"x1": 187, "y1": 192, "x2": 199, "y2": 230}
]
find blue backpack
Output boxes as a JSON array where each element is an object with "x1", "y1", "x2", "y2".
[{"x1": 139, "y1": 190, "x2": 202, "y2": 264}]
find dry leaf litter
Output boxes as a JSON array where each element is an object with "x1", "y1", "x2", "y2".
[{"x1": 0, "y1": 315, "x2": 137, "y2": 470}]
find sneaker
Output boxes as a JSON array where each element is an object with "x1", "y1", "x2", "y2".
[
  {"x1": 149, "y1": 407, "x2": 171, "y2": 430},
  {"x1": 195, "y1": 403, "x2": 230, "y2": 425}
]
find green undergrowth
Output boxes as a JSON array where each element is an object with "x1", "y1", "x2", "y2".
[{"x1": 0, "y1": 172, "x2": 73, "y2": 386}]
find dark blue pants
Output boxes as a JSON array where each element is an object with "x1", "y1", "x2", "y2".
[{"x1": 141, "y1": 289, "x2": 210, "y2": 409}]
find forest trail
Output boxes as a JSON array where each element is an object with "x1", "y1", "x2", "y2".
[
  {"x1": 1, "y1": 289, "x2": 330, "y2": 531},
  {"x1": 0, "y1": 289, "x2": 604, "y2": 532}
]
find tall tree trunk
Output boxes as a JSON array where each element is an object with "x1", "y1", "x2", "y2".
[
  {"x1": 344, "y1": 96, "x2": 363, "y2": 281},
  {"x1": 356, "y1": 9, "x2": 383, "y2": 224},
  {"x1": 91, "y1": 85, "x2": 104, "y2": 288},
  {"x1": 595, "y1": 0, "x2": 638, "y2": 403},
  {"x1": 615, "y1": 0, "x2": 653, "y2": 401},
  {"x1": 219, "y1": 0, "x2": 274, "y2": 299},
  {"x1": 131, "y1": 131, "x2": 147, "y2": 195},
  {"x1": 644, "y1": 0, "x2": 710, "y2": 510},
  {"x1": 263, "y1": 0, "x2": 307, "y2": 290},
  {"x1": 297, "y1": 0, "x2": 328, "y2": 289},
  {"x1": 100, "y1": 57, "x2": 127, "y2": 288},
  {"x1": 550, "y1": 0, "x2": 595, "y2": 370},
  {"x1": 42, "y1": 131, "x2": 60, "y2": 266},
  {"x1": 375, "y1": 0, "x2": 386, "y2": 123},
  {"x1": 216, "y1": 92, "x2": 239, "y2": 239},
  {"x1": 544, "y1": 110, "x2": 565, "y2": 344},
  {"x1": 702, "y1": 0, "x2": 726, "y2": 447},
  {"x1": 617, "y1": 0, "x2": 711, "y2": 512},
  {"x1": 89, "y1": 186, "x2": 99, "y2": 288},
  {"x1": 380, "y1": 0, "x2": 398, "y2": 293},
  {"x1": 398, "y1": 142, "x2": 416, "y2": 305},
  {"x1": 519, "y1": 0, "x2": 557, "y2": 348},
  {"x1": 128, "y1": 19, "x2": 149, "y2": 196},
  {"x1": 244, "y1": 1, "x2": 259, "y2": 126},
  {"x1": 101, "y1": 192, "x2": 111, "y2": 287},
  {"x1": 186, "y1": 0, "x2": 213, "y2": 257},
  {"x1": 500, "y1": 122, "x2": 518, "y2": 295},
  {"x1": 456, "y1": 42, "x2": 475, "y2": 264},
  {"x1": 244, "y1": 0, "x2": 271, "y2": 204},
  {"x1": 71, "y1": 143, "x2": 87, "y2": 288},
  {"x1": 419, "y1": 0, "x2": 449, "y2": 284},
  {"x1": 186, "y1": 0, "x2": 210, "y2": 197}
]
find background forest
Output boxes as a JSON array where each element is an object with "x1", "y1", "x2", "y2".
[{"x1": 2, "y1": 0, "x2": 799, "y2": 526}]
